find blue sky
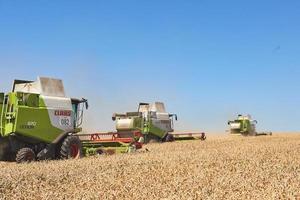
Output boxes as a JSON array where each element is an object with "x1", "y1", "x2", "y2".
[{"x1": 0, "y1": 0, "x2": 300, "y2": 133}]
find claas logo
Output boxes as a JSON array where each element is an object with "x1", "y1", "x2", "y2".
[{"x1": 54, "y1": 110, "x2": 71, "y2": 116}]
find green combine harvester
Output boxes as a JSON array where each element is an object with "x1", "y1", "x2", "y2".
[
  {"x1": 0, "y1": 77, "x2": 139, "y2": 163},
  {"x1": 112, "y1": 102, "x2": 206, "y2": 143},
  {"x1": 228, "y1": 114, "x2": 272, "y2": 136}
]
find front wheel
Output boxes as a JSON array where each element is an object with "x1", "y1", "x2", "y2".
[
  {"x1": 16, "y1": 148, "x2": 36, "y2": 163},
  {"x1": 164, "y1": 134, "x2": 175, "y2": 142},
  {"x1": 60, "y1": 136, "x2": 83, "y2": 159}
]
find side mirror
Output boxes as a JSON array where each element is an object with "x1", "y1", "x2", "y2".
[
  {"x1": 112, "y1": 113, "x2": 116, "y2": 121},
  {"x1": 169, "y1": 114, "x2": 177, "y2": 121},
  {"x1": 254, "y1": 120, "x2": 258, "y2": 124},
  {"x1": 82, "y1": 98, "x2": 89, "y2": 109}
]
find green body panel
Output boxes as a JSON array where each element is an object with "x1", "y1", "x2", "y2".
[
  {"x1": 0, "y1": 93, "x2": 3, "y2": 135},
  {"x1": 231, "y1": 120, "x2": 251, "y2": 134},
  {"x1": 144, "y1": 120, "x2": 166, "y2": 138},
  {"x1": 14, "y1": 107, "x2": 63, "y2": 142},
  {"x1": 0, "y1": 92, "x2": 65, "y2": 143},
  {"x1": 229, "y1": 116, "x2": 256, "y2": 136},
  {"x1": 116, "y1": 116, "x2": 169, "y2": 140},
  {"x1": 242, "y1": 120, "x2": 251, "y2": 133},
  {"x1": 122, "y1": 117, "x2": 167, "y2": 139},
  {"x1": 0, "y1": 93, "x2": 4, "y2": 127}
]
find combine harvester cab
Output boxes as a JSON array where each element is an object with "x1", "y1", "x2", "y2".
[
  {"x1": 228, "y1": 114, "x2": 272, "y2": 136},
  {"x1": 0, "y1": 77, "x2": 88, "y2": 163},
  {"x1": 112, "y1": 102, "x2": 206, "y2": 143}
]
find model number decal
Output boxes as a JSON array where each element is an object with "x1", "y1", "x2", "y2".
[
  {"x1": 59, "y1": 116, "x2": 71, "y2": 126},
  {"x1": 20, "y1": 121, "x2": 37, "y2": 129}
]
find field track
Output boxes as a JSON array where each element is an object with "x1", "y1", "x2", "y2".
[{"x1": 0, "y1": 134, "x2": 300, "y2": 200}]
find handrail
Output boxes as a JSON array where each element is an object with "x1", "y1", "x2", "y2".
[{"x1": 0, "y1": 96, "x2": 8, "y2": 136}]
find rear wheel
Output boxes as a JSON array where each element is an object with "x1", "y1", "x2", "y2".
[
  {"x1": 200, "y1": 133, "x2": 207, "y2": 141},
  {"x1": 164, "y1": 134, "x2": 175, "y2": 142},
  {"x1": 144, "y1": 134, "x2": 161, "y2": 144},
  {"x1": 60, "y1": 136, "x2": 83, "y2": 159},
  {"x1": 16, "y1": 148, "x2": 36, "y2": 163},
  {"x1": 148, "y1": 139, "x2": 159, "y2": 143}
]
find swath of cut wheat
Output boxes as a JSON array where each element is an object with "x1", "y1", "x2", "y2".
[{"x1": 0, "y1": 134, "x2": 300, "y2": 200}]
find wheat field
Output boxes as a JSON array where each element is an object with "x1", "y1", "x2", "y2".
[{"x1": 0, "y1": 134, "x2": 300, "y2": 200}]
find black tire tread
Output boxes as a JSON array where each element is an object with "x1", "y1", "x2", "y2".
[
  {"x1": 16, "y1": 148, "x2": 36, "y2": 163},
  {"x1": 165, "y1": 134, "x2": 175, "y2": 142},
  {"x1": 60, "y1": 136, "x2": 83, "y2": 159}
]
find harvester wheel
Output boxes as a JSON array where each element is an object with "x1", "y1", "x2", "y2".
[
  {"x1": 200, "y1": 133, "x2": 207, "y2": 141},
  {"x1": 60, "y1": 136, "x2": 83, "y2": 159},
  {"x1": 148, "y1": 139, "x2": 158, "y2": 143},
  {"x1": 16, "y1": 148, "x2": 36, "y2": 163},
  {"x1": 165, "y1": 134, "x2": 175, "y2": 142}
]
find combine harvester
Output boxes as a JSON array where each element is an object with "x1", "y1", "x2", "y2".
[
  {"x1": 0, "y1": 77, "x2": 140, "y2": 163},
  {"x1": 228, "y1": 114, "x2": 272, "y2": 136},
  {"x1": 111, "y1": 102, "x2": 206, "y2": 143}
]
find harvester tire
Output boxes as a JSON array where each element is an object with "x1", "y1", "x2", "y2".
[
  {"x1": 60, "y1": 136, "x2": 83, "y2": 159},
  {"x1": 165, "y1": 134, "x2": 175, "y2": 142},
  {"x1": 16, "y1": 148, "x2": 36, "y2": 163},
  {"x1": 148, "y1": 139, "x2": 159, "y2": 143}
]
